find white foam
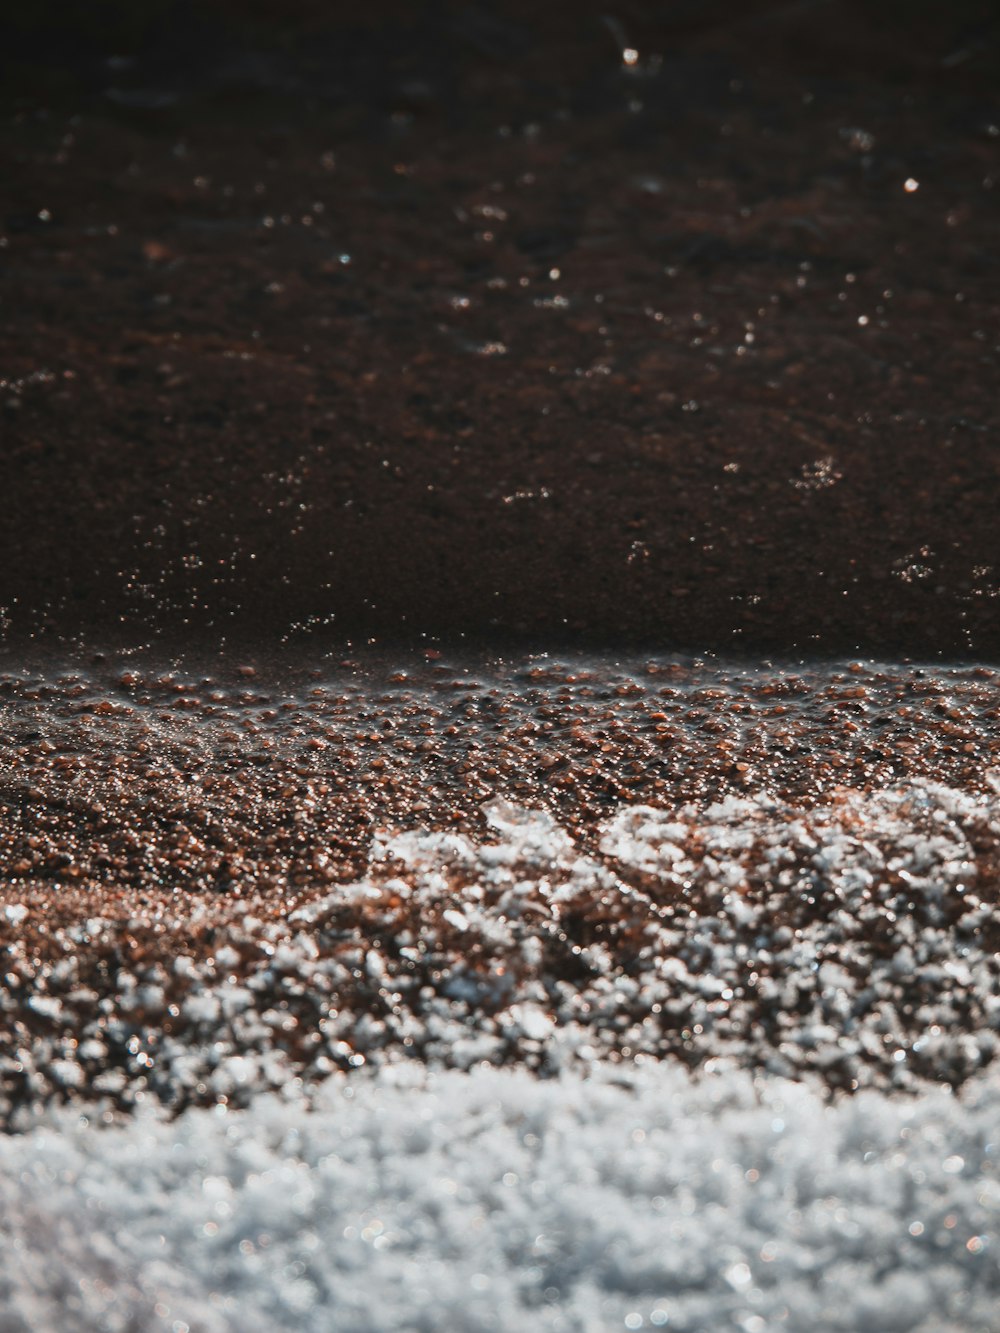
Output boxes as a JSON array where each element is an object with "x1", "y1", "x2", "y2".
[
  {"x1": 2, "y1": 1059, "x2": 998, "y2": 1332},
  {"x1": 4, "y1": 775, "x2": 1000, "y2": 1327},
  {"x1": 7, "y1": 779, "x2": 1000, "y2": 1116}
]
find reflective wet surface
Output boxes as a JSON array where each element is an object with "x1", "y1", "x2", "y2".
[
  {"x1": 3, "y1": 15, "x2": 1000, "y2": 1327},
  {"x1": 1, "y1": 653, "x2": 998, "y2": 1114},
  {"x1": 2, "y1": 1, "x2": 998, "y2": 655}
]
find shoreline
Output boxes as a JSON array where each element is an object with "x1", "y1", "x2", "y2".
[{"x1": 2, "y1": 654, "x2": 998, "y2": 1119}]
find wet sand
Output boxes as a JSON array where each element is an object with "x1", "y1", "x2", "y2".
[
  {"x1": 2, "y1": 11, "x2": 1000, "y2": 1328},
  {"x1": 2, "y1": 653, "x2": 999, "y2": 1116},
  {"x1": 1, "y1": 0, "x2": 999, "y2": 656},
  {"x1": 0, "y1": 0, "x2": 998, "y2": 1123},
  {"x1": 3, "y1": 652, "x2": 999, "y2": 885}
]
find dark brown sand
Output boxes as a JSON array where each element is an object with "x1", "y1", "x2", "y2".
[
  {"x1": 1, "y1": 3, "x2": 999, "y2": 1117},
  {"x1": 1, "y1": 0, "x2": 998, "y2": 657},
  {"x1": 2, "y1": 654, "x2": 999, "y2": 893}
]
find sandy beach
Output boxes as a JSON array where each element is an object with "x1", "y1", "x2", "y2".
[{"x1": 2, "y1": 2, "x2": 999, "y2": 1328}]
